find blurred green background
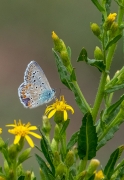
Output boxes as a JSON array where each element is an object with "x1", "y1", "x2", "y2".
[{"x1": 0, "y1": 0, "x2": 123, "y2": 178}]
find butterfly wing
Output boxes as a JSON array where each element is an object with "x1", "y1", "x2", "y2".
[{"x1": 18, "y1": 61, "x2": 55, "y2": 108}]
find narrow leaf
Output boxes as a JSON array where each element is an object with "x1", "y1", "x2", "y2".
[
  {"x1": 35, "y1": 154, "x2": 54, "y2": 180},
  {"x1": 105, "y1": 83, "x2": 124, "y2": 93},
  {"x1": 104, "y1": 145, "x2": 124, "y2": 179},
  {"x1": 52, "y1": 49, "x2": 71, "y2": 90},
  {"x1": 67, "y1": 131, "x2": 79, "y2": 151},
  {"x1": 77, "y1": 48, "x2": 87, "y2": 62},
  {"x1": 78, "y1": 113, "x2": 98, "y2": 160},
  {"x1": 70, "y1": 68, "x2": 77, "y2": 81},
  {"x1": 40, "y1": 131, "x2": 55, "y2": 175},
  {"x1": 67, "y1": 46, "x2": 71, "y2": 59},
  {"x1": 91, "y1": 0, "x2": 105, "y2": 12},
  {"x1": 87, "y1": 58, "x2": 106, "y2": 72},
  {"x1": 105, "y1": 34, "x2": 122, "y2": 50}
]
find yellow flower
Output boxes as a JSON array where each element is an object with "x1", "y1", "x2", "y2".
[
  {"x1": 107, "y1": 13, "x2": 117, "y2": 22},
  {"x1": 95, "y1": 170, "x2": 104, "y2": 180},
  {"x1": 6, "y1": 120, "x2": 41, "y2": 148},
  {"x1": 52, "y1": 31, "x2": 59, "y2": 41},
  {"x1": 104, "y1": 13, "x2": 117, "y2": 31},
  {"x1": 45, "y1": 95, "x2": 74, "y2": 121},
  {"x1": 0, "y1": 128, "x2": 2, "y2": 134}
]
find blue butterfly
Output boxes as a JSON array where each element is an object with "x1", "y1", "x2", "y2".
[{"x1": 18, "y1": 61, "x2": 55, "y2": 108}]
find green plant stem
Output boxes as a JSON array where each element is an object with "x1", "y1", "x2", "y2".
[
  {"x1": 60, "y1": 131, "x2": 66, "y2": 160},
  {"x1": 78, "y1": 156, "x2": 87, "y2": 174},
  {"x1": 92, "y1": 4, "x2": 124, "y2": 123},
  {"x1": 72, "y1": 81, "x2": 91, "y2": 114}
]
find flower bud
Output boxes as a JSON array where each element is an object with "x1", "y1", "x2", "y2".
[
  {"x1": 76, "y1": 171, "x2": 86, "y2": 180},
  {"x1": 94, "y1": 46, "x2": 104, "y2": 60},
  {"x1": 25, "y1": 171, "x2": 31, "y2": 180},
  {"x1": 90, "y1": 23, "x2": 101, "y2": 37},
  {"x1": 60, "y1": 50, "x2": 71, "y2": 68},
  {"x1": 52, "y1": 31, "x2": 66, "y2": 53},
  {"x1": 8, "y1": 144, "x2": 18, "y2": 160},
  {"x1": 51, "y1": 138, "x2": 58, "y2": 152},
  {"x1": 110, "y1": 22, "x2": 118, "y2": 35},
  {"x1": 56, "y1": 162, "x2": 67, "y2": 178},
  {"x1": 0, "y1": 128, "x2": 2, "y2": 134},
  {"x1": 95, "y1": 170, "x2": 104, "y2": 180},
  {"x1": 86, "y1": 159, "x2": 100, "y2": 179},
  {"x1": 42, "y1": 115, "x2": 51, "y2": 135},
  {"x1": 65, "y1": 150, "x2": 74, "y2": 167},
  {"x1": 104, "y1": 13, "x2": 117, "y2": 31},
  {"x1": 53, "y1": 151, "x2": 61, "y2": 167},
  {"x1": 106, "y1": 75, "x2": 110, "y2": 84},
  {"x1": 18, "y1": 148, "x2": 31, "y2": 165}
]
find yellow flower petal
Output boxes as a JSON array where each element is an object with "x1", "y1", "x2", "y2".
[
  {"x1": 45, "y1": 107, "x2": 55, "y2": 114},
  {"x1": 25, "y1": 135, "x2": 34, "y2": 148},
  {"x1": 64, "y1": 110, "x2": 68, "y2": 121},
  {"x1": 48, "y1": 109, "x2": 56, "y2": 119},
  {"x1": 0, "y1": 128, "x2": 2, "y2": 134},
  {"x1": 28, "y1": 126, "x2": 38, "y2": 130},
  {"x1": 14, "y1": 135, "x2": 21, "y2": 144},
  {"x1": 6, "y1": 124, "x2": 16, "y2": 127},
  {"x1": 28, "y1": 131, "x2": 42, "y2": 139},
  {"x1": 65, "y1": 105, "x2": 74, "y2": 114}
]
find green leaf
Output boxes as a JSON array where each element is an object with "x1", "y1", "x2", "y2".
[
  {"x1": 97, "y1": 95, "x2": 124, "y2": 149},
  {"x1": 105, "y1": 0, "x2": 112, "y2": 14},
  {"x1": 89, "y1": 174, "x2": 95, "y2": 180},
  {"x1": 104, "y1": 145, "x2": 124, "y2": 179},
  {"x1": 35, "y1": 154, "x2": 54, "y2": 180},
  {"x1": 18, "y1": 176, "x2": 25, "y2": 180},
  {"x1": 59, "y1": 119, "x2": 70, "y2": 138},
  {"x1": 40, "y1": 131, "x2": 55, "y2": 175},
  {"x1": 77, "y1": 48, "x2": 87, "y2": 62},
  {"x1": 87, "y1": 58, "x2": 106, "y2": 72},
  {"x1": 105, "y1": 83, "x2": 124, "y2": 93},
  {"x1": 67, "y1": 131, "x2": 79, "y2": 151},
  {"x1": 52, "y1": 49, "x2": 71, "y2": 90},
  {"x1": 67, "y1": 46, "x2": 71, "y2": 59},
  {"x1": 70, "y1": 68, "x2": 77, "y2": 81},
  {"x1": 91, "y1": 0, "x2": 105, "y2": 12},
  {"x1": 105, "y1": 34, "x2": 122, "y2": 50},
  {"x1": 78, "y1": 113, "x2": 98, "y2": 160}
]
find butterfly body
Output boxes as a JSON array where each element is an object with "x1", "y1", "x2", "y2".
[{"x1": 18, "y1": 61, "x2": 55, "y2": 108}]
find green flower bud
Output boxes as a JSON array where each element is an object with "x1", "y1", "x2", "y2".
[
  {"x1": 8, "y1": 144, "x2": 18, "y2": 160},
  {"x1": 52, "y1": 31, "x2": 66, "y2": 53},
  {"x1": 110, "y1": 22, "x2": 118, "y2": 35},
  {"x1": 60, "y1": 50, "x2": 71, "y2": 68},
  {"x1": 90, "y1": 23, "x2": 101, "y2": 37},
  {"x1": 51, "y1": 138, "x2": 58, "y2": 152},
  {"x1": 106, "y1": 75, "x2": 110, "y2": 84},
  {"x1": 42, "y1": 115, "x2": 51, "y2": 135},
  {"x1": 18, "y1": 148, "x2": 31, "y2": 165},
  {"x1": 86, "y1": 159, "x2": 100, "y2": 179},
  {"x1": 65, "y1": 150, "x2": 74, "y2": 167},
  {"x1": 53, "y1": 151, "x2": 61, "y2": 167},
  {"x1": 56, "y1": 163, "x2": 67, "y2": 178},
  {"x1": 94, "y1": 46, "x2": 104, "y2": 60},
  {"x1": 25, "y1": 171, "x2": 31, "y2": 180},
  {"x1": 76, "y1": 171, "x2": 86, "y2": 180}
]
